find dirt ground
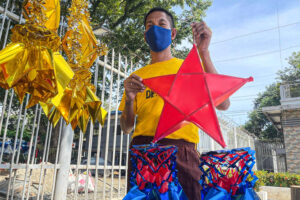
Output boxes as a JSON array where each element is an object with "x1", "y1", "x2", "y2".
[{"x1": 0, "y1": 167, "x2": 127, "y2": 200}]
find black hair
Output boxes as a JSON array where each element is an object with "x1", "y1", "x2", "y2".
[{"x1": 144, "y1": 7, "x2": 175, "y2": 28}]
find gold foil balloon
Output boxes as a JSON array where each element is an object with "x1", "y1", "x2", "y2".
[
  {"x1": 42, "y1": 0, "x2": 108, "y2": 132},
  {"x1": 0, "y1": 0, "x2": 74, "y2": 108},
  {"x1": 62, "y1": 0, "x2": 107, "y2": 69},
  {"x1": 42, "y1": 68, "x2": 107, "y2": 132},
  {"x1": 23, "y1": 0, "x2": 61, "y2": 31}
]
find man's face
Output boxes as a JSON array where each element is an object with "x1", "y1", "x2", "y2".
[
  {"x1": 144, "y1": 11, "x2": 176, "y2": 40},
  {"x1": 145, "y1": 11, "x2": 172, "y2": 31}
]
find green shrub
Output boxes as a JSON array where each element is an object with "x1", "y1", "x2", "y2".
[{"x1": 253, "y1": 170, "x2": 300, "y2": 190}]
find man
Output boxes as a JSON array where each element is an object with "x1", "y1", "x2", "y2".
[{"x1": 119, "y1": 7, "x2": 230, "y2": 200}]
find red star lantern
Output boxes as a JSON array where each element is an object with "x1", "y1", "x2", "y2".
[{"x1": 143, "y1": 44, "x2": 253, "y2": 148}]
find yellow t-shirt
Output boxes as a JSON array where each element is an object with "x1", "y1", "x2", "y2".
[{"x1": 119, "y1": 57, "x2": 199, "y2": 144}]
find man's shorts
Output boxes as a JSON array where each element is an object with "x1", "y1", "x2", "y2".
[{"x1": 127, "y1": 136, "x2": 202, "y2": 200}]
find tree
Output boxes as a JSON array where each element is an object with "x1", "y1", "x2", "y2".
[
  {"x1": 87, "y1": 0, "x2": 212, "y2": 64},
  {"x1": 243, "y1": 83, "x2": 281, "y2": 140},
  {"x1": 278, "y1": 52, "x2": 300, "y2": 81},
  {"x1": 244, "y1": 52, "x2": 300, "y2": 140}
]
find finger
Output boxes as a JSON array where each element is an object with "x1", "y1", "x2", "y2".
[
  {"x1": 195, "y1": 26, "x2": 205, "y2": 33},
  {"x1": 192, "y1": 25, "x2": 204, "y2": 34},
  {"x1": 194, "y1": 22, "x2": 205, "y2": 26},
  {"x1": 197, "y1": 28, "x2": 210, "y2": 36},
  {"x1": 191, "y1": 24, "x2": 200, "y2": 31},
  {"x1": 125, "y1": 76, "x2": 144, "y2": 88},
  {"x1": 196, "y1": 30, "x2": 206, "y2": 39},
  {"x1": 126, "y1": 80, "x2": 145, "y2": 90},
  {"x1": 130, "y1": 76, "x2": 145, "y2": 88},
  {"x1": 196, "y1": 24, "x2": 206, "y2": 31},
  {"x1": 193, "y1": 25, "x2": 205, "y2": 34},
  {"x1": 130, "y1": 78, "x2": 145, "y2": 89},
  {"x1": 125, "y1": 84, "x2": 142, "y2": 92},
  {"x1": 191, "y1": 21, "x2": 203, "y2": 26},
  {"x1": 200, "y1": 28, "x2": 212, "y2": 37},
  {"x1": 195, "y1": 28, "x2": 205, "y2": 34},
  {"x1": 130, "y1": 74, "x2": 143, "y2": 82},
  {"x1": 125, "y1": 82, "x2": 139, "y2": 89},
  {"x1": 193, "y1": 27, "x2": 203, "y2": 37},
  {"x1": 126, "y1": 87, "x2": 145, "y2": 93},
  {"x1": 191, "y1": 21, "x2": 205, "y2": 28}
]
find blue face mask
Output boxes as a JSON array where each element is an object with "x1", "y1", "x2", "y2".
[{"x1": 145, "y1": 25, "x2": 172, "y2": 52}]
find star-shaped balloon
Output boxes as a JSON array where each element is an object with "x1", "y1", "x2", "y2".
[
  {"x1": 41, "y1": 0, "x2": 108, "y2": 132},
  {"x1": 0, "y1": 0, "x2": 74, "y2": 108},
  {"x1": 143, "y1": 44, "x2": 253, "y2": 147}
]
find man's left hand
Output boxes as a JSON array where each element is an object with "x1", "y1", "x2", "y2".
[{"x1": 191, "y1": 21, "x2": 212, "y2": 54}]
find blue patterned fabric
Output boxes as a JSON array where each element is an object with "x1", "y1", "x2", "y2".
[
  {"x1": 199, "y1": 148, "x2": 260, "y2": 200},
  {"x1": 123, "y1": 144, "x2": 188, "y2": 200}
]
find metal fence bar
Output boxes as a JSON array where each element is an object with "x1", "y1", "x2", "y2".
[
  {"x1": 2, "y1": 1, "x2": 15, "y2": 45},
  {"x1": 26, "y1": 106, "x2": 42, "y2": 200},
  {"x1": 21, "y1": 105, "x2": 39, "y2": 199},
  {"x1": 93, "y1": 55, "x2": 107, "y2": 199},
  {"x1": 85, "y1": 122, "x2": 94, "y2": 197},
  {"x1": 103, "y1": 50, "x2": 115, "y2": 199},
  {"x1": 110, "y1": 53, "x2": 122, "y2": 199},
  {"x1": 74, "y1": 130, "x2": 84, "y2": 199},
  {"x1": 84, "y1": 58, "x2": 101, "y2": 197},
  {"x1": 0, "y1": 90, "x2": 8, "y2": 142},
  {"x1": 6, "y1": 98, "x2": 24, "y2": 200},
  {"x1": 59, "y1": 17, "x2": 64, "y2": 37},
  {"x1": 118, "y1": 132, "x2": 124, "y2": 197},
  {"x1": 0, "y1": 5, "x2": 24, "y2": 23},
  {"x1": 30, "y1": 107, "x2": 42, "y2": 164},
  {"x1": 0, "y1": 163, "x2": 62, "y2": 169},
  {"x1": 10, "y1": 95, "x2": 29, "y2": 200},
  {"x1": 0, "y1": 0, "x2": 11, "y2": 39},
  {"x1": 68, "y1": 165, "x2": 126, "y2": 170},
  {"x1": 97, "y1": 60, "x2": 126, "y2": 78},
  {"x1": 118, "y1": 56, "x2": 127, "y2": 198},
  {"x1": 41, "y1": 125, "x2": 53, "y2": 199},
  {"x1": 124, "y1": 59, "x2": 134, "y2": 193},
  {"x1": 36, "y1": 119, "x2": 51, "y2": 200},
  {"x1": 0, "y1": 90, "x2": 14, "y2": 163},
  {"x1": 51, "y1": 118, "x2": 64, "y2": 200},
  {"x1": 91, "y1": 57, "x2": 100, "y2": 200}
]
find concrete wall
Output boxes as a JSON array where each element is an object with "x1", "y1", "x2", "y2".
[
  {"x1": 282, "y1": 109, "x2": 300, "y2": 173},
  {"x1": 259, "y1": 186, "x2": 291, "y2": 200}
]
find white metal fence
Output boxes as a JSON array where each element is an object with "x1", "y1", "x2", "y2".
[
  {"x1": 0, "y1": 2, "x2": 256, "y2": 200},
  {"x1": 198, "y1": 112, "x2": 255, "y2": 153}
]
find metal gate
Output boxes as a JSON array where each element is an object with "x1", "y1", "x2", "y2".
[
  {"x1": 255, "y1": 140, "x2": 287, "y2": 172},
  {"x1": 0, "y1": 1, "x2": 257, "y2": 199}
]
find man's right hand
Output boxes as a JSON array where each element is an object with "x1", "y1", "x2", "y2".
[
  {"x1": 121, "y1": 74, "x2": 145, "y2": 134},
  {"x1": 124, "y1": 74, "x2": 146, "y2": 102}
]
